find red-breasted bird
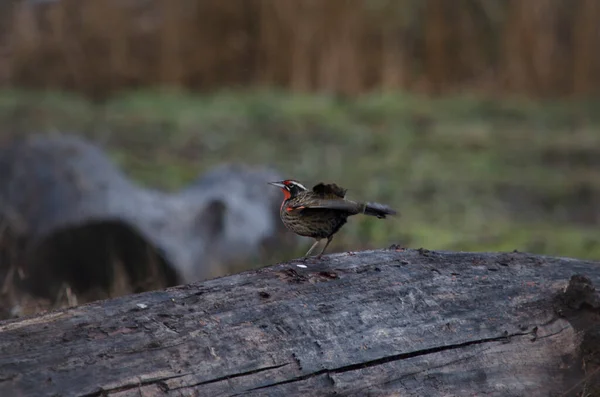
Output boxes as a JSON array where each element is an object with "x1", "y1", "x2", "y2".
[{"x1": 268, "y1": 180, "x2": 397, "y2": 258}]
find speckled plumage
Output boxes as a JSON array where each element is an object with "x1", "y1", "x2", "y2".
[{"x1": 269, "y1": 180, "x2": 397, "y2": 257}]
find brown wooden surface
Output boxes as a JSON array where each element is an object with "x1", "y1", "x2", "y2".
[{"x1": 1, "y1": 249, "x2": 599, "y2": 397}]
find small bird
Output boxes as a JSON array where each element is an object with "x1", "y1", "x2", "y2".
[{"x1": 269, "y1": 180, "x2": 397, "y2": 258}]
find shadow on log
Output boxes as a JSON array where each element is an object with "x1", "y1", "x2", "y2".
[
  {"x1": 0, "y1": 134, "x2": 298, "y2": 319},
  {"x1": 0, "y1": 249, "x2": 599, "y2": 396}
]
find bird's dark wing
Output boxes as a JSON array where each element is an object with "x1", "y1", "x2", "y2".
[
  {"x1": 288, "y1": 198, "x2": 360, "y2": 214},
  {"x1": 312, "y1": 183, "x2": 347, "y2": 199}
]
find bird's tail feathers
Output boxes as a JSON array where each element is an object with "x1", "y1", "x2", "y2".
[{"x1": 362, "y1": 202, "x2": 398, "y2": 219}]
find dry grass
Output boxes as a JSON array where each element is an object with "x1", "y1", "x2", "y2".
[{"x1": 0, "y1": 0, "x2": 599, "y2": 98}]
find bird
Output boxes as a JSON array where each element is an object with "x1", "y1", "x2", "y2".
[{"x1": 268, "y1": 179, "x2": 397, "y2": 258}]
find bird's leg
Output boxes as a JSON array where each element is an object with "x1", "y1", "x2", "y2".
[
  {"x1": 304, "y1": 239, "x2": 321, "y2": 257},
  {"x1": 316, "y1": 235, "x2": 333, "y2": 258}
]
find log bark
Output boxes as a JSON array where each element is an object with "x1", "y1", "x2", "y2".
[{"x1": 1, "y1": 249, "x2": 599, "y2": 397}]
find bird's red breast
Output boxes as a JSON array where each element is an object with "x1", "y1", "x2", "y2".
[{"x1": 278, "y1": 189, "x2": 291, "y2": 212}]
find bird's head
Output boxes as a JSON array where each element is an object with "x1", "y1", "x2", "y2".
[{"x1": 268, "y1": 179, "x2": 307, "y2": 200}]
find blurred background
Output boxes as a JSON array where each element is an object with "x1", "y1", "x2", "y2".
[{"x1": 0, "y1": 0, "x2": 599, "y2": 318}]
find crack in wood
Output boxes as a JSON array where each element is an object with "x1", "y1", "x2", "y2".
[
  {"x1": 239, "y1": 331, "x2": 533, "y2": 394},
  {"x1": 535, "y1": 326, "x2": 569, "y2": 341},
  {"x1": 357, "y1": 344, "x2": 493, "y2": 395},
  {"x1": 168, "y1": 363, "x2": 290, "y2": 391},
  {"x1": 79, "y1": 362, "x2": 290, "y2": 396},
  {"x1": 79, "y1": 372, "x2": 192, "y2": 397}
]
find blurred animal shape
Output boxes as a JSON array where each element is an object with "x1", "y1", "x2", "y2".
[{"x1": 0, "y1": 134, "x2": 298, "y2": 311}]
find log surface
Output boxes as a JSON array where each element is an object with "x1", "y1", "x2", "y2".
[{"x1": 1, "y1": 249, "x2": 599, "y2": 397}]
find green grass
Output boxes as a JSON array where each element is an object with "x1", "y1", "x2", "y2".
[{"x1": 1, "y1": 88, "x2": 599, "y2": 261}]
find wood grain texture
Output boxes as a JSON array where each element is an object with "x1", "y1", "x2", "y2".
[{"x1": 1, "y1": 249, "x2": 599, "y2": 397}]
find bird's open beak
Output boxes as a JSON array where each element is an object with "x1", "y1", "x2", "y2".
[{"x1": 268, "y1": 181, "x2": 286, "y2": 189}]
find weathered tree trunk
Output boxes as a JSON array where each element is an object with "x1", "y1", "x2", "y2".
[
  {"x1": 0, "y1": 135, "x2": 298, "y2": 320},
  {"x1": 1, "y1": 249, "x2": 599, "y2": 397}
]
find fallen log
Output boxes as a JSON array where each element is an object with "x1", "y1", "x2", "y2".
[
  {"x1": 0, "y1": 134, "x2": 298, "y2": 319},
  {"x1": 1, "y1": 249, "x2": 599, "y2": 397}
]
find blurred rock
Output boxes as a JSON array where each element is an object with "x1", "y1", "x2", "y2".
[{"x1": 0, "y1": 134, "x2": 298, "y2": 317}]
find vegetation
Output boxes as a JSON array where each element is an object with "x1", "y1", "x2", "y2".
[
  {"x1": 2, "y1": 0, "x2": 600, "y2": 97},
  {"x1": 1, "y1": 89, "x2": 598, "y2": 261}
]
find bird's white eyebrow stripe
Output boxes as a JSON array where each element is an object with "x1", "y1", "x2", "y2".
[{"x1": 293, "y1": 182, "x2": 307, "y2": 190}]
